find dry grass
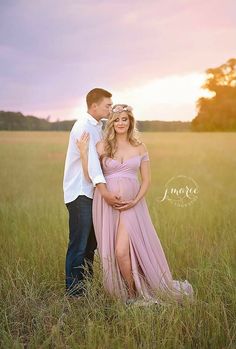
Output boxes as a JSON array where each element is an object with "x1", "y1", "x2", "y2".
[{"x1": 0, "y1": 131, "x2": 235, "y2": 348}]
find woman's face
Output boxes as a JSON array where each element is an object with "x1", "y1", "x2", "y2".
[{"x1": 113, "y1": 112, "x2": 130, "y2": 135}]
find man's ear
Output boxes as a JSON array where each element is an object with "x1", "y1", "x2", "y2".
[{"x1": 91, "y1": 102, "x2": 97, "y2": 110}]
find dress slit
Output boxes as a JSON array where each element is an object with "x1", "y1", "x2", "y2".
[{"x1": 92, "y1": 155, "x2": 194, "y2": 303}]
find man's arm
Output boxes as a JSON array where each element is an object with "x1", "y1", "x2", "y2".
[
  {"x1": 88, "y1": 136, "x2": 125, "y2": 206},
  {"x1": 74, "y1": 129, "x2": 125, "y2": 206},
  {"x1": 72, "y1": 125, "x2": 105, "y2": 186},
  {"x1": 96, "y1": 183, "x2": 125, "y2": 206},
  {"x1": 87, "y1": 132, "x2": 106, "y2": 186}
]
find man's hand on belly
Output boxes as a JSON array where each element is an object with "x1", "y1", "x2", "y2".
[{"x1": 96, "y1": 183, "x2": 126, "y2": 207}]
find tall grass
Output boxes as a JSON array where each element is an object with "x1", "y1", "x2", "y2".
[{"x1": 0, "y1": 131, "x2": 235, "y2": 348}]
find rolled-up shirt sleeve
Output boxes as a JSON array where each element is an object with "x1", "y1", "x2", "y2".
[{"x1": 88, "y1": 133, "x2": 106, "y2": 186}]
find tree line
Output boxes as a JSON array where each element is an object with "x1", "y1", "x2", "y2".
[{"x1": 0, "y1": 111, "x2": 190, "y2": 132}]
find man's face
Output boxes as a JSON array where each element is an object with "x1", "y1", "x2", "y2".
[{"x1": 95, "y1": 97, "x2": 113, "y2": 119}]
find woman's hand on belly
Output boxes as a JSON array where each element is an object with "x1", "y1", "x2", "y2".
[{"x1": 113, "y1": 198, "x2": 138, "y2": 211}]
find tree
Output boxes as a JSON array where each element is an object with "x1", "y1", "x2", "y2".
[{"x1": 192, "y1": 58, "x2": 236, "y2": 131}]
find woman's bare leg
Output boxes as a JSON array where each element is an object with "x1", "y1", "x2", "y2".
[{"x1": 115, "y1": 220, "x2": 136, "y2": 298}]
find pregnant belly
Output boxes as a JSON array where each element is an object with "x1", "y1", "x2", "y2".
[{"x1": 106, "y1": 177, "x2": 140, "y2": 201}]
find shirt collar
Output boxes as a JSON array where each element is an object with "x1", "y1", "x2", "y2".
[{"x1": 86, "y1": 112, "x2": 102, "y2": 127}]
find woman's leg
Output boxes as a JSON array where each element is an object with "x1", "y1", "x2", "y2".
[{"x1": 115, "y1": 219, "x2": 136, "y2": 298}]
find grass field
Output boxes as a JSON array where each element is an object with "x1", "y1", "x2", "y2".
[{"x1": 0, "y1": 131, "x2": 235, "y2": 349}]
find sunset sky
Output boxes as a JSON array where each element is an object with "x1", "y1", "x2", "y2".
[{"x1": 0, "y1": 0, "x2": 235, "y2": 121}]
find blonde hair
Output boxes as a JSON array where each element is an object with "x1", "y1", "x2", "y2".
[{"x1": 102, "y1": 104, "x2": 141, "y2": 160}]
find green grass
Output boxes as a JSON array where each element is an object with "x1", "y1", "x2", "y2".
[{"x1": 0, "y1": 131, "x2": 235, "y2": 348}]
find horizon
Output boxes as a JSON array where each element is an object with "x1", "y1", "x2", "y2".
[{"x1": 0, "y1": 110, "x2": 192, "y2": 124}]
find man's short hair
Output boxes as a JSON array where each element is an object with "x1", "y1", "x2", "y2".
[{"x1": 86, "y1": 88, "x2": 112, "y2": 108}]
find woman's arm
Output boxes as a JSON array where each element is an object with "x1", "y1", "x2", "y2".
[
  {"x1": 76, "y1": 132, "x2": 92, "y2": 183},
  {"x1": 133, "y1": 154, "x2": 151, "y2": 203}
]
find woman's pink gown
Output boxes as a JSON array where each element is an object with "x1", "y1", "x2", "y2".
[{"x1": 92, "y1": 153, "x2": 194, "y2": 304}]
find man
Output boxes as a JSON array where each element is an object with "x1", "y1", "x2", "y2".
[{"x1": 63, "y1": 88, "x2": 122, "y2": 297}]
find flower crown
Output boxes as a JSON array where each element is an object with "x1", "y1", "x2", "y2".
[{"x1": 112, "y1": 105, "x2": 133, "y2": 113}]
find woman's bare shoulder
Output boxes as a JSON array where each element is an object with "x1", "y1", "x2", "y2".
[{"x1": 138, "y1": 142, "x2": 148, "y2": 155}]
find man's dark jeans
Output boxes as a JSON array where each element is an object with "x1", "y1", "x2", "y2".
[{"x1": 65, "y1": 195, "x2": 97, "y2": 296}]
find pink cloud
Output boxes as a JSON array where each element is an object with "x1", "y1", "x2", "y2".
[{"x1": 0, "y1": 0, "x2": 235, "y2": 120}]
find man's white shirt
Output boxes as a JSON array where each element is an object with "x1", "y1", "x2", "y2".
[{"x1": 63, "y1": 113, "x2": 106, "y2": 203}]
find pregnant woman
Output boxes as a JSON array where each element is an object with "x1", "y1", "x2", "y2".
[{"x1": 77, "y1": 104, "x2": 194, "y2": 306}]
